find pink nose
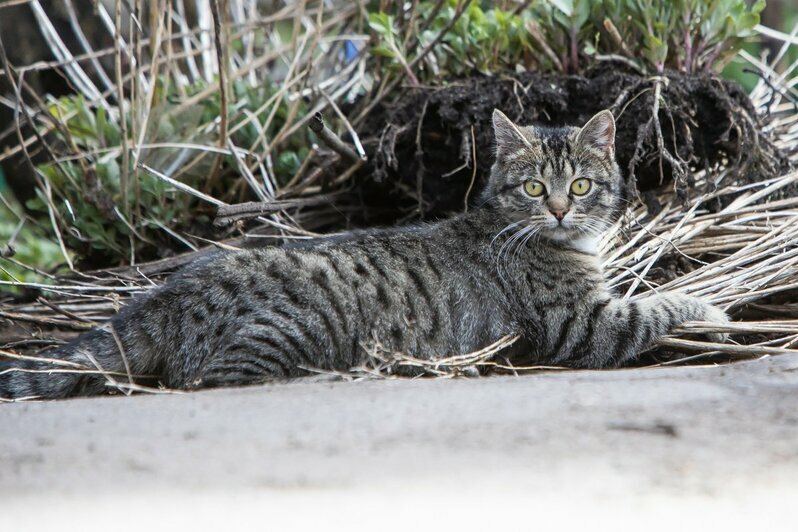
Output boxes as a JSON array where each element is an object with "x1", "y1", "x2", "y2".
[{"x1": 549, "y1": 208, "x2": 568, "y2": 221}]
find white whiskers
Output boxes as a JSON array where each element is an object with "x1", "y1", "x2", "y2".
[
  {"x1": 491, "y1": 216, "x2": 547, "y2": 285},
  {"x1": 490, "y1": 212, "x2": 610, "y2": 283}
]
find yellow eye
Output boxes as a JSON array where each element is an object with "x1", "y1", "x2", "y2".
[
  {"x1": 570, "y1": 178, "x2": 591, "y2": 195},
  {"x1": 523, "y1": 180, "x2": 545, "y2": 197}
]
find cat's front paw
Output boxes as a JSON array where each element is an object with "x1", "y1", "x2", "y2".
[{"x1": 699, "y1": 302, "x2": 730, "y2": 343}]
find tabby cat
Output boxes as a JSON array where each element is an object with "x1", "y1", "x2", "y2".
[{"x1": 0, "y1": 109, "x2": 728, "y2": 399}]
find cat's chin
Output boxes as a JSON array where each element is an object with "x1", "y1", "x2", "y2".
[
  {"x1": 543, "y1": 226, "x2": 575, "y2": 241},
  {"x1": 544, "y1": 227, "x2": 601, "y2": 254}
]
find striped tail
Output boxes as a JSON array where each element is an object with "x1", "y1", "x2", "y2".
[{"x1": 0, "y1": 326, "x2": 133, "y2": 400}]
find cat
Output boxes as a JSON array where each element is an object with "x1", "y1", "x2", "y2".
[{"x1": 0, "y1": 109, "x2": 728, "y2": 400}]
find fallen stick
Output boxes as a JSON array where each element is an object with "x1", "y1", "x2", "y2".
[
  {"x1": 308, "y1": 112, "x2": 360, "y2": 163},
  {"x1": 214, "y1": 194, "x2": 341, "y2": 227}
]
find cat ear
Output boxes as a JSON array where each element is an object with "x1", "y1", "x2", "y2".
[
  {"x1": 492, "y1": 109, "x2": 533, "y2": 156},
  {"x1": 577, "y1": 110, "x2": 615, "y2": 156}
]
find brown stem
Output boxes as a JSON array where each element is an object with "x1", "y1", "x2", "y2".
[
  {"x1": 525, "y1": 20, "x2": 563, "y2": 72},
  {"x1": 406, "y1": 0, "x2": 445, "y2": 56},
  {"x1": 569, "y1": 28, "x2": 579, "y2": 73},
  {"x1": 214, "y1": 195, "x2": 340, "y2": 227},
  {"x1": 407, "y1": 0, "x2": 472, "y2": 72},
  {"x1": 207, "y1": 0, "x2": 229, "y2": 191},
  {"x1": 309, "y1": 113, "x2": 360, "y2": 163},
  {"x1": 602, "y1": 18, "x2": 634, "y2": 58}
]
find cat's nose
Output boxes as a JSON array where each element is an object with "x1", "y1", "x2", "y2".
[{"x1": 549, "y1": 208, "x2": 569, "y2": 221}]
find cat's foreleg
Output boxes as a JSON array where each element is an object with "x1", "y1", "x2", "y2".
[{"x1": 554, "y1": 292, "x2": 728, "y2": 368}]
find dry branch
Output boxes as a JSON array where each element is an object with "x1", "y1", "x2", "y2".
[
  {"x1": 214, "y1": 194, "x2": 342, "y2": 227},
  {"x1": 308, "y1": 112, "x2": 361, "y2": 163}
]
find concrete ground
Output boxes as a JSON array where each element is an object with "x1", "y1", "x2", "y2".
[{"x1": 2, "y1": 354, "x2": 798, "y2": 531}]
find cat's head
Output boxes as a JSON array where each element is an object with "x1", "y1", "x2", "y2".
[{"x1": 484, "y1": 109, "x2": 625, "y2": 246}]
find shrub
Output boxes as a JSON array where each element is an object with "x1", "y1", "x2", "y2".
[{"x1": 368, "y1": 0, "x2": 766, "y2": 78}]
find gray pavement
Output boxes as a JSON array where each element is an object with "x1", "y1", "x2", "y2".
[{"x1": 2, "y1": 355, "x2": 798, "y2": 531}]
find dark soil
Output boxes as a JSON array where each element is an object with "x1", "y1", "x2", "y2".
[{"x1": 352, "y1": 67, "x2": 789, "y2": 222}]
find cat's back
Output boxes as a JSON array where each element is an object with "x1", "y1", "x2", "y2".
[
  {"x1": 176, "y1": 214, "x2": 513, "y2": 364},
  {"x1": 201, "y1": 214, "x2": 494, "y2": 292}
]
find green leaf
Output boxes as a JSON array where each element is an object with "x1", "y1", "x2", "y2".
[
  {"x1": 371, "y1": 44, "x2": 396, "y2": 58},
  {"x1": 548, "y1": 0, "x2": 574, "y2": 17}
]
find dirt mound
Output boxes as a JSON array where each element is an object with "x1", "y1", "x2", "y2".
[{"x1": 355, "y1": 68, "x2": 788, "y2": 220}]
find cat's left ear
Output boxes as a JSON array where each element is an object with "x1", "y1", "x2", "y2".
[{"x1": 577, "y1": 110, "x2": 615, "y2": 157}]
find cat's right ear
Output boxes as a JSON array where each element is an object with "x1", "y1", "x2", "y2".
[{"x1": 492, "y1": 109, "x2": 533, "y2": 158}]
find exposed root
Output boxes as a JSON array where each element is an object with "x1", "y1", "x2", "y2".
[{"x1": 628, "y1": 77, "x2": 689, "y2": 197}]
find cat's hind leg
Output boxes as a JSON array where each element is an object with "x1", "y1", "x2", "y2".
[{"x1": 192, "y1": 320, "x2": 320, "y2": 388}]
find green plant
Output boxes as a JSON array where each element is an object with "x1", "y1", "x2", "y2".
[
  {"x1": 0, "y1": 196, "x2": 69, "y2": 288},
  {"x1": 618, "y1": 0, "x2": 765, "y2": 73},
  {"x1": 369, "y1": 1, "x2": 534, "y2": 78},
  {"x1": 368, "y1": 0, "x2": 766, "y2": 78},
  {"x1": 534, "y1": 0, "x2": 593, "y2": 72},
  {"x1": 29, "y1": 77, "x2": 311, "y2": 263}
]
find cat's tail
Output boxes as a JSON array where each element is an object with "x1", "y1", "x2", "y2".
[{"x1": 0, "y1": 323, "x2": 144, "y2": 400}]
